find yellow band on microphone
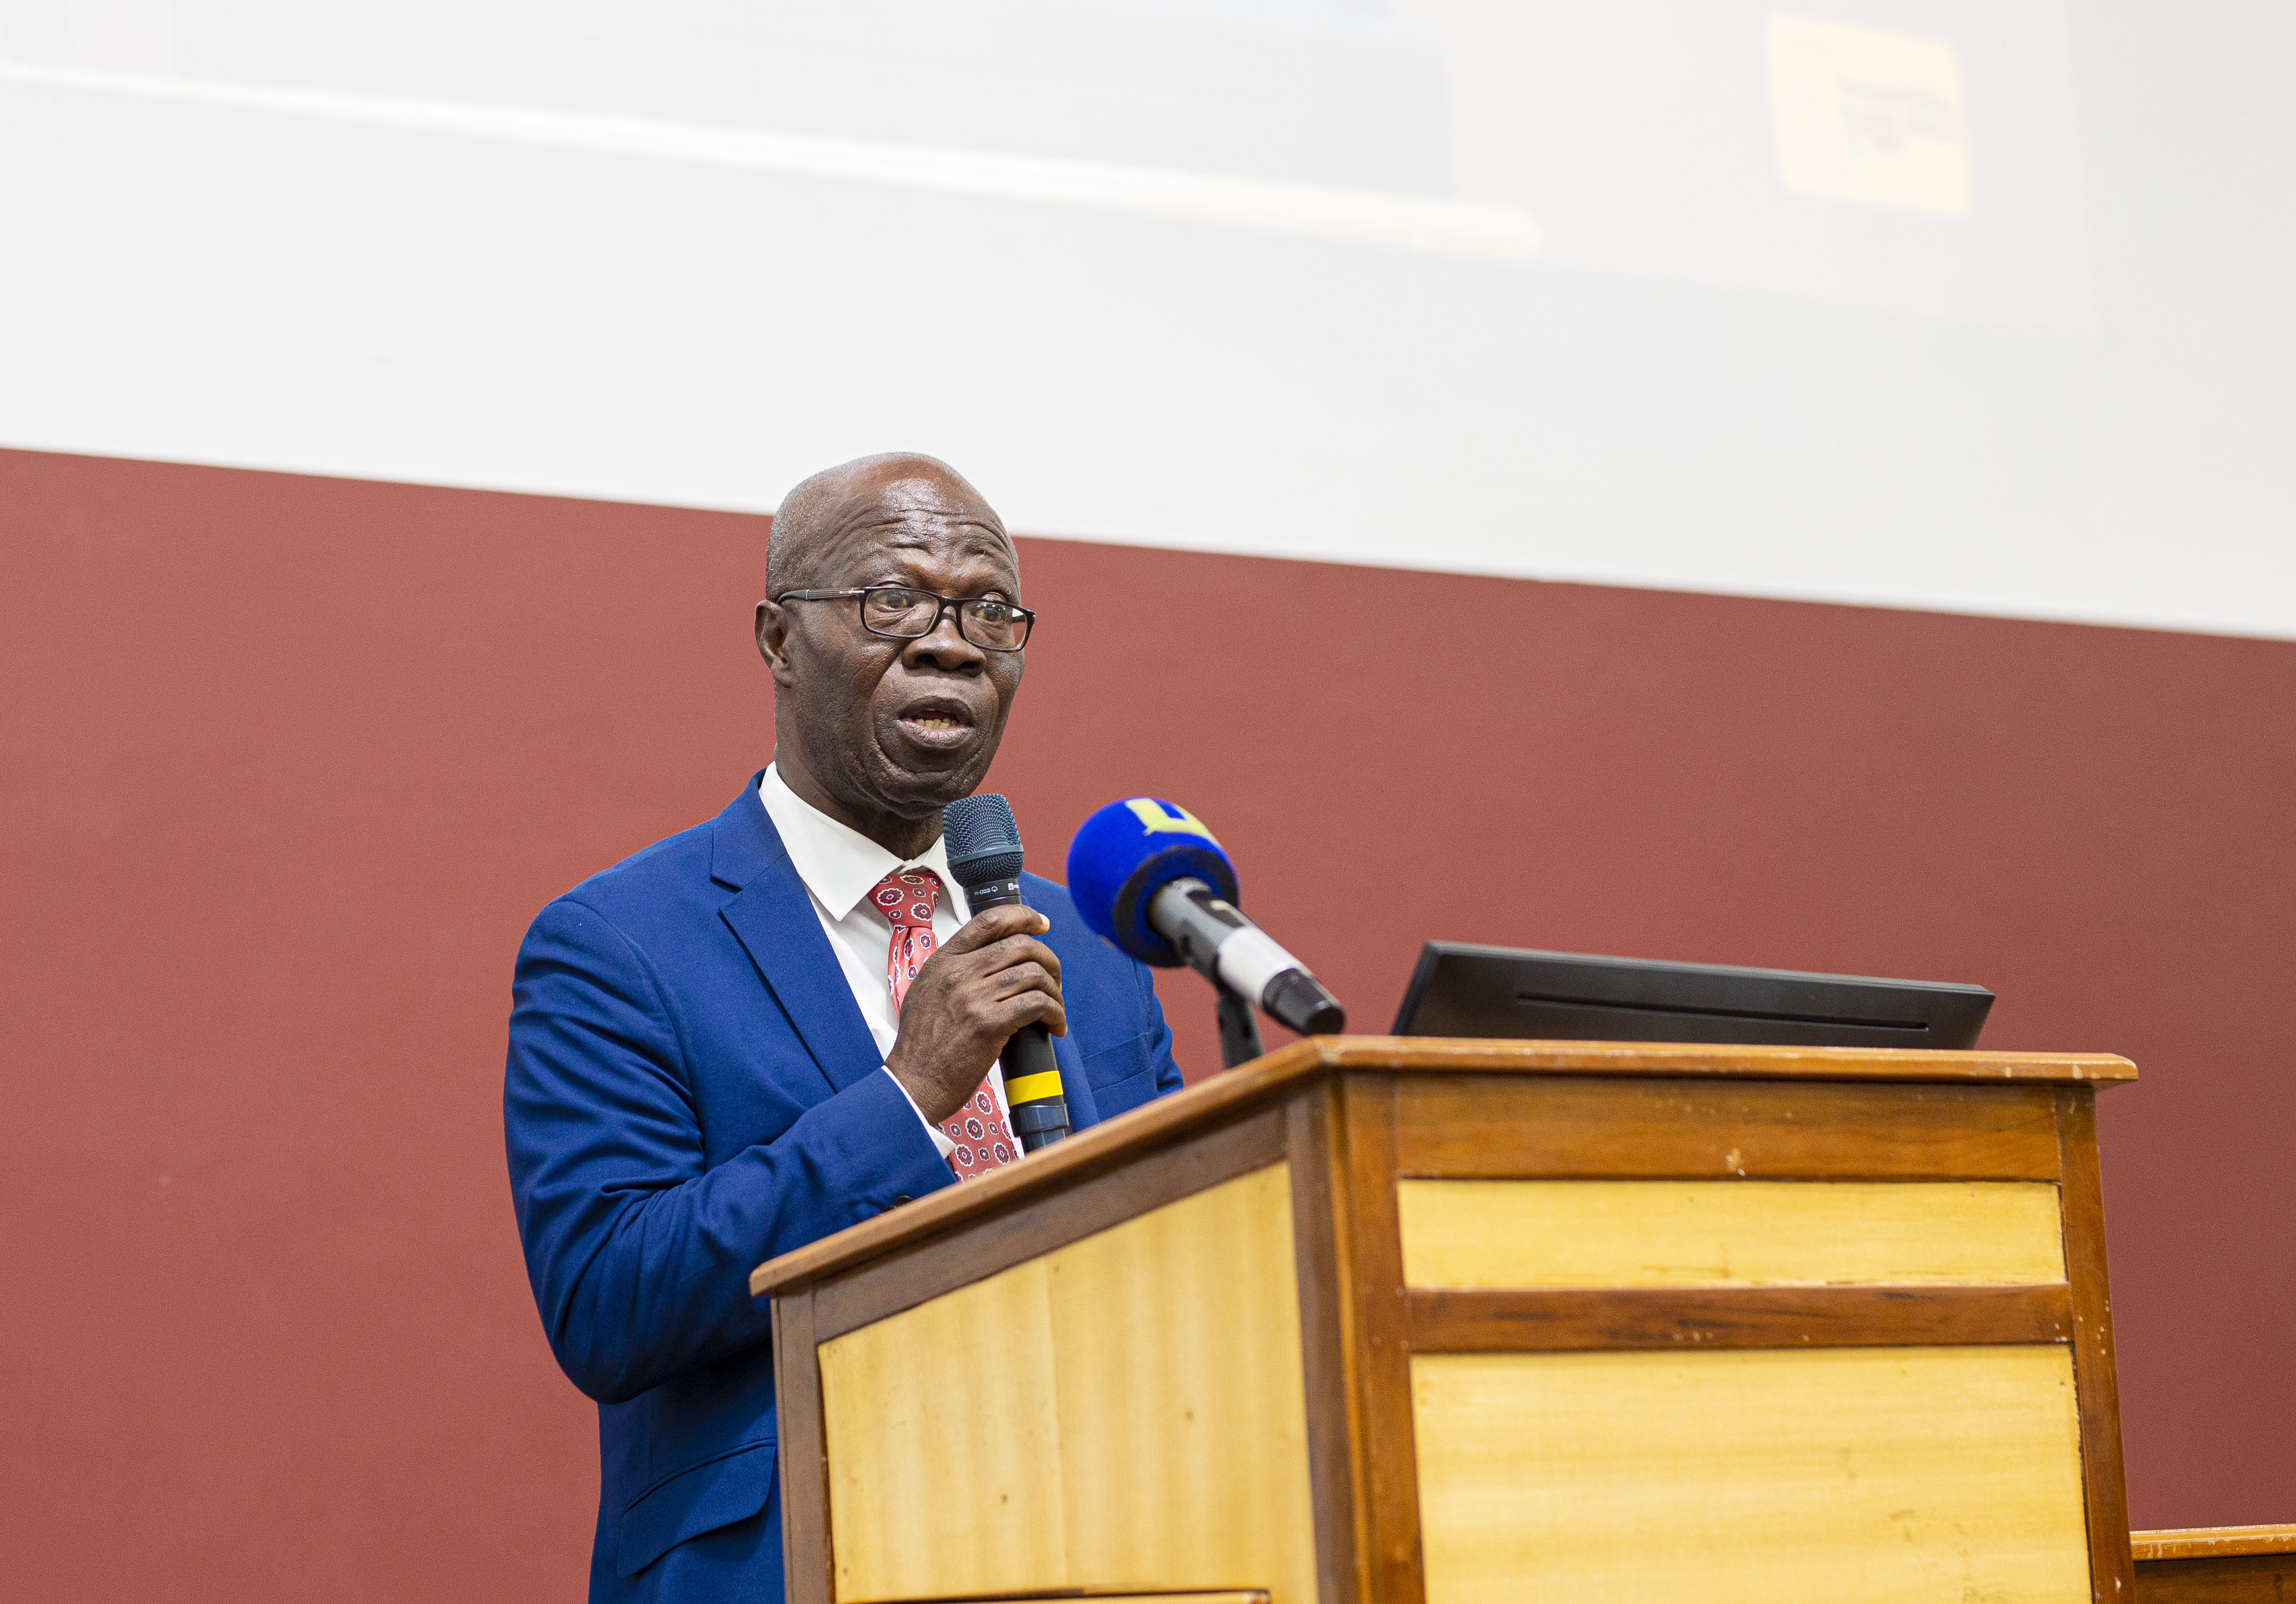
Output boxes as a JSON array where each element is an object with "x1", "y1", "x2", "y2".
[{"x1": 1004, "y1": 1071, "x2": 1064, "y2": 1106}]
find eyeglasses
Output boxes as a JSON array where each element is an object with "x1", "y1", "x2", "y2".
[{"x1": 774, "y1": 586, "x2": 1036, "y2": 651}]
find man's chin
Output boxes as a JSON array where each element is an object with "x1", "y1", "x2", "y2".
[{"x1": 874, "y1": 734, "x2": 994, "y2": 806}]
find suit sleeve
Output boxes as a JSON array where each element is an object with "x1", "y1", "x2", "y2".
[{"x1": 504, "y1": 895, "x2": 954, "y2": 1406}]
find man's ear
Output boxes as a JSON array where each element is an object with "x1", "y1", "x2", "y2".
[{"x1": 756, "y1": 598, "x2": 797, "y2": 685}]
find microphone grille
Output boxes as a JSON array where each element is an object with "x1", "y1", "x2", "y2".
[{"x1": 940, "y1": 793, "x2": 1026, "y2": 888}]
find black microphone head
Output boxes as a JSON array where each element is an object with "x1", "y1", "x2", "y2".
[{"x1": 940, "y1": 792, "x2": 1026, "y2": 894}]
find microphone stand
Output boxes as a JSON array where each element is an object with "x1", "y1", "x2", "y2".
[{"x1": 1215, "y1": 979, "x2": 1265, "y2": 1070}]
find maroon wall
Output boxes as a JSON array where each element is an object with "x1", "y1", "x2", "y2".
[{"x1": 3, "y1": 448, "x2": 2289, "y2": 1599}]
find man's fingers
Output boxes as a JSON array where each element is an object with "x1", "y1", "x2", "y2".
[
  {"x1": 991, "y1": 987, "x2": 1069, "y2": 1039},
  {"x1": 985, "y1": 960, "x2": 1060, "y2": 1005},
  {"x1": 971, "y1": 933, "x2": 1062, "y2": 985},
  {"x1": 938, "y1": 904, "x2": 1052, "y2": 955}
]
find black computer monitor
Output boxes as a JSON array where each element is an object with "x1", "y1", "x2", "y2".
[{"x1": 1392, "y1": 943, "x2": 1994, "y2": 1050}]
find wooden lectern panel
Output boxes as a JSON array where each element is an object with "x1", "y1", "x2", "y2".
[
  {"x1": 1395, "y1": 1178, "x2": 2068, "y2": 1288},
  {"x1": 815, "y1": 1164, "x2": 1316, "y2": 1604},
  {"x1": 1411, "y1": 1345, "x2": 2092, "y2": 1604},
  {"x1": 755, "y1": 1040, "x2": 2138, "y2": 1604},
  {"x1": 1389, "y1": 1076, "x2": 2065, "y2": 1179}
]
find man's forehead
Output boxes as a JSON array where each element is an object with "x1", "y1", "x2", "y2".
[
  {"x1": 850, "y1": 472, "x2": 1001, "y2": 526},
  {"x1": 816, "y1": 479, "x2": 1009, "y2": 560}
]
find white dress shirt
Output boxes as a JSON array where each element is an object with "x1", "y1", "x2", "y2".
[{"x1": 758, "y1": 763, "x2": 1016, "y2": 1160}]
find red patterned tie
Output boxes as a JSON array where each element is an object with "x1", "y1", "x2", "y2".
[{"x1": 871, "y1": 868, "x2": 1018, "y2": 1181}]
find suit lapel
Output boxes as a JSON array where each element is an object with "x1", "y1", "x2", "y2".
[{"x1": 711, "y1": 777, "x2": 885, "y2": 1095}]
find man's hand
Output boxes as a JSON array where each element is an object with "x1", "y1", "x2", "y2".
[{"x1": 885, "y1": 905, "x2": 1067, "y2": 1124}]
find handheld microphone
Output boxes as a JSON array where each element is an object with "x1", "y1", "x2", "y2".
[
  {"x1": 1066, "y1": 799, "x2": 1346, "y2": 1039},
  {"x1": 940, "y1": 793, "x2": 1071, "y2": 1152}
]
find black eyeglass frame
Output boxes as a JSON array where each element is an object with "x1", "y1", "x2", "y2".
[{"x1": 772, "y1": 586, "x2": 1037, "y2": 652}]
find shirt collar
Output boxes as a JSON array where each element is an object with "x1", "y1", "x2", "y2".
[{"x1": 759, "y1": 762, "x2": 963, "y2": 922}]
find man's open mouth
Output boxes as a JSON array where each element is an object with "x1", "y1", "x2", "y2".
[{"x1": 895, "y1": 699, "x2": 978, "y2": 745}]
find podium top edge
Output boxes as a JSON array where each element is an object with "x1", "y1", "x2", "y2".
[
  {"x1": 748, "y1": 1037, "x2": 2136, "y2": 1299},
  {"x1": 2132, "y1": 1526, "x2": 2296, "y2": 1561},
  {"x1": 1306, "y1": 1037, "x2": 2137, "y2": 1082}
]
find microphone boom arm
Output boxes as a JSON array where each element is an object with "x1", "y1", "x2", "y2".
[
  {"x1": 1149, "y1": 877, "x2": 1347, "y2": 1043},
  {"x1": 1214, "y1": 981, "x2": 1266, "y2": 1070}
]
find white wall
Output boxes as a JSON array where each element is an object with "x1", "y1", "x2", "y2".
[{"x1": 2, "y1": 0, "x2": 2291, "y2": 638}]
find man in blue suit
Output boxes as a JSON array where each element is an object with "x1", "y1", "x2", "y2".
[{"x1": 504, "y1": 453, "x2": 1184, "y2": 1602}]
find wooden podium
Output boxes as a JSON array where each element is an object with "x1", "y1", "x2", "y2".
[{"x1": 751, "y1": 1037, "x2": 2137, "y2": 1604}]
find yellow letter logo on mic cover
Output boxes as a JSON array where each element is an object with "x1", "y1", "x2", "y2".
[{"x1": 1123, "y1": 799, "x2": 1221, "y2": 846}]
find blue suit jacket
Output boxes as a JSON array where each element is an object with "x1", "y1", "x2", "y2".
[{"x1": 504, "y1": 776, "x2": 1183, "y2": 1602}]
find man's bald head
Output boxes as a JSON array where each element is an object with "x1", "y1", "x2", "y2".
[{"x1": 768, "y1": 452, "x2": 1005, "y2": 596}]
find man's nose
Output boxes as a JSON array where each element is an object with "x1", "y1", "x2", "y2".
[{"x1": 902, "y1": 609, "x2": 985, "y2": 671}]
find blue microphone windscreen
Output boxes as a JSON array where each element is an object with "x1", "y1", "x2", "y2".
[
  {"x1": 941, "y1": 793, "x2": 1026, "y2": 889},
  {"x1": 1065, "y1": 799, "x2": 1240, "y2": 966}
]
